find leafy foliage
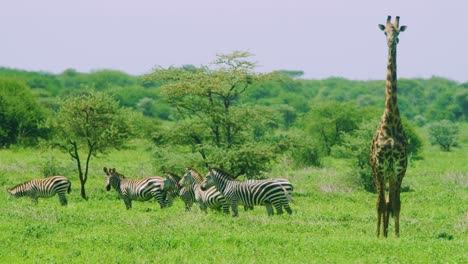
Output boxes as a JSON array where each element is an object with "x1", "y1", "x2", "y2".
[
  {"x1": 0, "y1": 78, "x2": 47, "y2": 147},
  {"x1": 427, "y1": 120, "x2": 459, "y2": 151},
  {"x1": 299, "y1": 102, "x2": 371, "y2": 156},
  {"x1": 146, "y1": 51, "x2": 285, "y2": 178},
  {"x1": 48, "y1": 90, "x2": 140, "y2": 199}
]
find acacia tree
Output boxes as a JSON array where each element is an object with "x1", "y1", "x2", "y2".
[
  {"x1": 146, "y1": 51, "x2": 282, "y2": 177},
  {"x1": 49, "y1": 90, "x2": 139, "y2": 199}
]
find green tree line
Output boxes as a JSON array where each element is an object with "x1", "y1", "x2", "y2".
[{"x1": 0, "y1": 53, "x2": 465, "y2": 195}]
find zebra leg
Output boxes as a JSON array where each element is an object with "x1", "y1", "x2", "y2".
[
  {"x1": 274, "y1": 203, "x2": 284, "y2": 215},
  {"x1": 58, "y1": 193, "x2": 68, "y2": 206},
  {"x1": 185, "y1": 201, "x2": 193, "y2": 212},
  {"x1": 199, "y1": 202, "x2": 208, "y2": 214},
  {"x1": 284, "y1": 203, "x2": 293, "y2": 215},
  {"x1": 265, "y1": 203, "x2": 274, "y2": 216},
  {"x1": 231, "y1": 202, "x2": 239, "y2": 217},
  {"x1": 222, "y1": 204, "x2": 230, "y2": 215}
]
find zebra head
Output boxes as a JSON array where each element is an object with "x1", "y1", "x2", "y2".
[
  {"x1": 103, "y1": 167, "x2": 122, "y2": 191},
  {"x1": 200, "y1": 170, "x2": 215, "y2": 191},
  {"x1": 180, "y1": 167, "x2": 194, "y2": 187},
  {"x1": 162, "y1": 173, "x2": 180, "y2": 192},
  {"x1": 6, "y1": 187, "x2": 16, "y2": 198}
]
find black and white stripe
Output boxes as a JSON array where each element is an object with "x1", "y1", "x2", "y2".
[
  {"x1": 104, "y1": 167, "x2": 167, "y2": 210},
  {"x1": 201, "y1": 168, "x2": 293, "y2": 217},
  {"x1": 180, "y1": 167, "x2": 230, "y2": 214},
  {"x1": 7, "y1": 176, "x2": 71, "y2": 205},
  {"x1": 162, "y1": 172, "x2": 182, "y2": 207},
  {"x1": 178, "y1": 185, "x2": 196, "y2": 212}
]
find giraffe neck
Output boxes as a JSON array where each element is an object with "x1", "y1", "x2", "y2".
[{"x1": 384, "y1": 43, "x2": 400, "y2": 117}]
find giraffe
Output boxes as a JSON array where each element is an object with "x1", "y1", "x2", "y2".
[{"x1": 370, "y1": 16, "x2": 408, "y2": 238}]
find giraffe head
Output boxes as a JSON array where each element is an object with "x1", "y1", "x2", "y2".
[{"x1": 379, "y1": 16, "x2": 407, "y2": 47}]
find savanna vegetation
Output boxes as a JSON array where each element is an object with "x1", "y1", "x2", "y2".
[{"x1": 0, "y1": 52, "x2": 466, "y2": 263}]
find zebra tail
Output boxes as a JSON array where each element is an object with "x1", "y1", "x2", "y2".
[
  {"x1": 68, "y1": 181, "x2": 72, "y2": 193},
  {"x1": 279, "y1": 183, "x2": 293, "y2": 202}
]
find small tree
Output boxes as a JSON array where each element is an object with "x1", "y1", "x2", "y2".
[
  {"x1": 427, "y1": 120, "x2": 459, "y2": 151},
  {"x1": 300, "y1": 101, "x2": 363, "y2": 156},
  {"x1": 146, "y1": 51, "x2": 283, "y2": 178},
  {"x1": 49, "y1": 90, "x2": 139, "y2": 199}
]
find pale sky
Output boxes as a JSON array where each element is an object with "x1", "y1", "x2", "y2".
[{"x1": 1, "y1": 0, "x2": 467, "y2": 82}]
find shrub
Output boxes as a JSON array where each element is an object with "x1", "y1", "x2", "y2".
[{"x1": 427, "y1": 120, "x2": 459, "y2": 151}]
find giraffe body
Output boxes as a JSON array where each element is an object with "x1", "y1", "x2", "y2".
[{"x1": 370, "y1": 16, "x2": 408, "y2": 238}]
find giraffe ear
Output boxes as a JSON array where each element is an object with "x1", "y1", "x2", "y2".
[
  {"x1": 378, "y1": 24, "x2": 386, "y2": 31},
  {"x1": 399, "y1": 25, "x2": 407, "y2": 32}
]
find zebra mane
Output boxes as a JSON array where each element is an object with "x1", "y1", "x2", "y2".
[
  {"x1": 187, "y1": 167, "x2": 204, "y2": 180},
  {"x1": 165, "y1": 172, "x2": 181, "y2": 182},
  {"x1": 210, "y1": 167, "x2": 235, "y2": 180},
  {"x1": 113, "y1": 170, "x2": 127, "y2": 179},
  {"x1": 7, "y1": 178, "x2": 36, "y2": 191}
]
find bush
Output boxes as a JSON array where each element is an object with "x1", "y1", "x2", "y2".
[
  {"x1": 0, "y1": 78, "x2": 47, "y2": 147},
  {"x1": 427, "y1": 120, "x2": 459, "y2": 151},
  {"x1": 281, "y1": 130, "x2": 323, "y2": 168}
]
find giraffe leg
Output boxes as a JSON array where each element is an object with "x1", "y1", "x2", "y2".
[
  {"x1": 376, "y1": 182, "x2": 386, "y2": 237},
  {"x1": 393, "y1": 185, "x2": 402, "y2": 238},
  {"x1": 384, "y1": 195, "x2": 391, "y2": 238},
  {"x1": 394, "y1": 163, "x2": 406, "y2": 238}
]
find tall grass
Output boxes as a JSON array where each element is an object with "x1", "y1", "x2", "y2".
[{"x1": 0, "y1": 138, "x2": 466, "y2": 263}]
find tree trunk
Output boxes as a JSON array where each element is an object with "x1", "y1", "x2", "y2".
[{"x1": 71, "y1": 142, "x2": 88, "y2": 200}]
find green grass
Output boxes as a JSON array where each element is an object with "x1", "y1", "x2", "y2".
[{"x1": 0, "y1": 140, "x2": 467, "y2": 263}]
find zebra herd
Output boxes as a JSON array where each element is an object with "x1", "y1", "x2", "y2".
[{"x1": 6, "y1": 167, "x2": 294, "y2": 217}]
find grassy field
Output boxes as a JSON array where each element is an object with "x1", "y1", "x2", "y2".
[{"x1": 0, "y1": 136, "x2": 466, "y2": 263}]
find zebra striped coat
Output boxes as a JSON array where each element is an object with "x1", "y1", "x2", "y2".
[
  {"x1": 201, "y1": 168, "x2": 293, "y2": 217},
  {"x1": 180, "y1": 168, "x2": 230, "y2": 214},
  {"x1": 7, "y1": 176, "x2": 71, "y2": 205},
  {"x1": 162, "y1": 172, "x2": 182, "y2": 207},
  {"x1": 244, "y1": 178, "x2": 293, "y2": 212},
  {"x1": 178, "y1": 186, "x2": 196, "y2": 212},
  {"x1": 104, "y1": 167, "x2": 167, "y2": 210}
]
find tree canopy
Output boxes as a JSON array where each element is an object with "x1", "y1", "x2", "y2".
[{"x1": 48, "y1": 90, "x2": 140, "y2": 199}]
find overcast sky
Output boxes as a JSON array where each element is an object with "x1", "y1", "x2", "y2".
[{"x1": 1, "y1": 0, "x2": 467, "y2": 82}]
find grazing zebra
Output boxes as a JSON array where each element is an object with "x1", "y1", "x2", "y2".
[
  {"x1": 179, "y1": 167, "x2": 230, "y2": 214},
  {"x1": 201, "y1": 168, "x2": 293, "y2": 217},
  {"x1": 162, "y1": 172, "x2": 182, "y2": 207},
  {"x1": 103, "y1": 167, "x2": 167, "y2": 210},
  {"x1": 7, "y1": 176, "x2": 71, "y2": 206}
]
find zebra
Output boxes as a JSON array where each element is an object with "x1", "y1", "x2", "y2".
[
  {"x1": 201, "y1": 168, "x2": 293, "y2": 217},
  {"x1": 103, "y1": 167, "x2": 167, "y2": 210},
  {"x1": 244, "y1": 178, "x2": 293, "y2": 213},
  {"x1": 162, "y1": 172, "x2": 182, "y2": 207},
  {"x1": 7, "y1": 176, "x2": 71, "y2": 206},
  {"x1": 178, "y1": 185, "x2": 196, "y2": 212},
  {"x1": 179, "y1": 167, "x2": 230, "y2": 214}
]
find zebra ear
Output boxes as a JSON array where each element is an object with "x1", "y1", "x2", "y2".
[{"x1": 103, "y1": 167, "x2": 108, "y2": 173}]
